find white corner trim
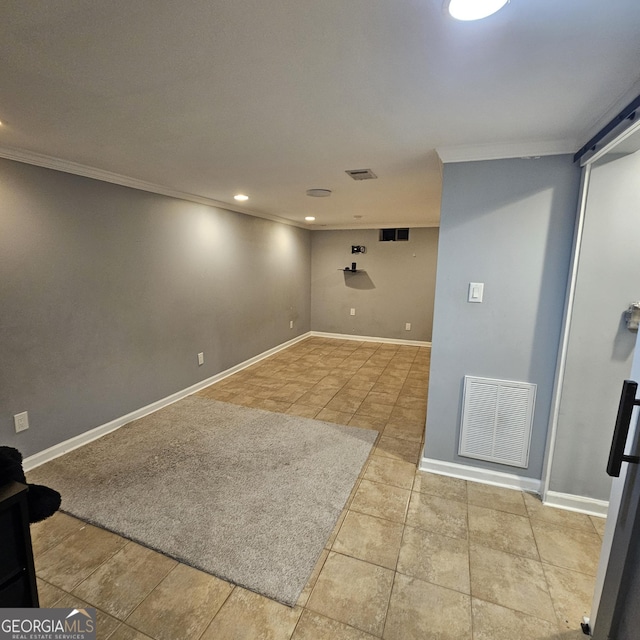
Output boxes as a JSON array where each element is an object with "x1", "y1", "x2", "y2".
[
  {"x1": 0, "y1": 145, "x2": 303, "y2": 229},
  {"x1": 543, "y1": 490, "x2": 609, "y2": 518},
  {"x1": 23, "y1": 332, "x2": 312, "y2": 472},
  {"x1": 310, "y1": 331, "x2": 431, "y2": 347},
  {"x1": 436, "y1": 139, "x2": 577, "y2": 164},
  {"x1": 419, "y1": 457, "x2": 541, "y2": 494}
]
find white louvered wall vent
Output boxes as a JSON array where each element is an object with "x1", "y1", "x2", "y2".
[{"x1": 459, "y1": 376, "x2": 536, "y2": 469}]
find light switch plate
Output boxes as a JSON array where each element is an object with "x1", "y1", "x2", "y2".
[{"x1": 468, "y1": 282, "x2": 484, "y2": 303}]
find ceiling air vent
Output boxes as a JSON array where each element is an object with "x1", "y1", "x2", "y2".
[{"x1": 346, "y1": 169, "x2": 377, "y2": 181}]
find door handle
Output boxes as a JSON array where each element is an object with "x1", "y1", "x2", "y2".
[{"x1": 607, "y1": 380, "x2": 640, "y2": 477}]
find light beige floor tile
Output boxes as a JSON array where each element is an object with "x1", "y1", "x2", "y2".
[
  {"x1": 469, "y1": 544, "x2": 556, "y2": 622},
  {"x1": 200, "y1": 587, "x2": 301, "y2": 640},
  {"x1": 467, "y1": 482, "x2": 527, "y2": 516},
  {"x1": 53, "y1": 592, "x2": 121, "y2": 639},
  {"x1": 333, "y1": 511, "x2": 404, "y2": 570},
  {"x1": 374, "y1": 436, "x2": 421, "y2": 465},
  {"x1": 397, "y1": 525, "x2": 470, "y2": 594},
  {"x1": 315, "y1": 374, "x2": 351, "y2": 390},
  {"x1": 36, "y1": 524, "x2": 128, "y2": 592},
  {"x1": 372, "y1": 379, "x2": 404, "y2": 393},
  {"x1": 197, "y1": 387, "x2": 240, "y2": 402},
  {"x1": 126, "y1": 563, "x2": 233, "y2": 640},
  {"x1": 291, "y1": 609, "x2": 378, "y2": 640},
  {"x1": 356, "y1": 401, "x2": 394, "y2": 420},
  {"x1": 383, "y1": 573, "x2": 472, "y2": 640},
  {"x1": 394, "y1": 394, "x2": 426, "y2": 410},
  {"x1": 524, "y1": 493, "x2": 597, "y2": 533},
  {"x1": 413, "y1": 471, "x2": 467, "y2": 502},
  {"x1": 307, "y1": 552, "x2": 394, "y2": 636},
  {"x1": 348, "y1": 414, "x2": 388, "y2": 430},
  {"x1": 268, "y1": 384, "x2": 310, "y2": 403},
  {"x1": 326, "y1": 509, "x2": 348, "y2": 548},
  {"x1": 36, "y1": 577, "x2": 67, "y2": 607},
  {"x1": 297, "y1": 549, "x2": 329, "y2": 607},
  {"x1": 297, "y1": 389, "x2": 338, "y2": 406},
  {"x1": 365, "y1": 390, "x2": 400, "y2": 405},
  {"x1": 406, "y1": 491, "x2": 468, "y2": 539},
  {"x1": 350, "y1": 479, "x2": 411, "y2": 524},
  {"x1": 589, "y1": 515, "x2": 606, "y2": 537},
  {"x1": 343, "y1": 378, "x2": 377, "y2": 392},
  {"x1": 398, "y1": 383, "x2": 428, "y2": 399},
  {"x1": 108, "y1": 625, "x2": 154, "y2": 640},
  {"x1": 315, "y1": 408, "x2": 353, "y2": 425},
  {"x1": 362, "y1": 455, "x2": 415, "y2": 490},
  {"x1": 286, "y1": 403, "x2": 320, "y2": 418},
  {"x1": 471, "y1": 598, "x2": 561, "y2": 640},
  {"x1": 543, "y1": 563, "x2": 596, "y2": 631},
  {"x1": 72, "y1": 541, "x2": 177, "y2": 619},
  {"x1": 531, "y1": 520, "x2": 602, "y2": 575},
  {"x1": 30, "y1": 511, "x2": 85, "y2": 556},
  {"x1": 388, "y1": 405, "x2": 426, "y2": 425},
  {"x1": 468, "y1": 504, "x2": 538, "y2": 559},
  {"x1": 382, "y1": 420, "x2": 424, "y2": 443},
  {"x1": 251, "y1": 398, "x2": 293, "y2": 413},
  {"x1": 325, "y1": 393, "x2": 366, "y2": 414}
]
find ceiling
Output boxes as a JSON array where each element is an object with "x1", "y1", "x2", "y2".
[{"x1": 1, "y1": 0, "x2": 639, "y2": 229}]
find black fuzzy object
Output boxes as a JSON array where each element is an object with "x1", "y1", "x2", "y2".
[{"x1": 0, "y1": 445, "x2": 61, "y2": 523}]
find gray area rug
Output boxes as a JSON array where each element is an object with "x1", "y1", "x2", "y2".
[{"x1": 28, "y1": 396, "x2": 377, "y2": 606}]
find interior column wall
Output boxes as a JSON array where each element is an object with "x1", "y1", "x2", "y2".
[{"x1": 424, "y1": 155, "x2": 580, "y2": 480}]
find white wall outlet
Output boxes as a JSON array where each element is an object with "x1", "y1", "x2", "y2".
[
  {"x1": 197, "y1": 352, "x2": 204, "y2": 366},
  {"x1": 350, "y1": 308, "x2": 356, "y2": 316},
  {"x1": 14, "y1": 411, "x2": 29, "y2": 433},
  {"x1": 405, "y1": 323, "x2": 411, "y2": 331},
  {"x1": 468, "y1": 282, "x2": 484, "y2": 303},
  {"x1": 289, "y1": 320, "x2": 294, "y2": 329}
]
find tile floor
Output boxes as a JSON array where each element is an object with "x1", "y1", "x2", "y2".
[{"x1": 30, "y1": 336, "x2": 603, "y2": 639}]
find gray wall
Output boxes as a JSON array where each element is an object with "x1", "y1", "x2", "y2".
[
  {"x1": 0, "y1": 158, "x2": 311, "y2": 456},
  {"x1": 425, "y1": 155, "x2": 580, "y2": 479},
  {"x1": 549, "y1": 150, "x2": 640, "y2": 500},
  {"x1": 310, "y1": 228, "x2": 439, "y2": 342}
]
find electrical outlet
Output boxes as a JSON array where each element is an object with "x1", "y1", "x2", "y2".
[
  {"x1": 197, "y1": 352, "x2": 204, "y2": 366},
  {"x1": 14, "y1": 411, "x2": 29, "y2": 433},
  {"x1": 289, "y1": 320, "x2": 294, "y2": 329},
  {"x1": 350, "y1": 308, "x2": 356, "y2": 316},
  {"x1": 405, "y1": 323, "x2": 411, "y2": 331}
]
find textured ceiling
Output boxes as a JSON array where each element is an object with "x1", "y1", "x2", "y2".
[{"x1": 1, "y1": 0, "x2": 639, "y2": 228}]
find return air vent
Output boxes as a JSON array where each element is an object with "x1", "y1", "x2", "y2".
[
  {"x1": 459, "y1": 376, "x2": 536, "y2": 468},
  {"x1": 379, "y1": 228, "x2": 409, "y2": 242},
  {"x1": 346, "y1": 168, "x2": 377, "y2": 180}
]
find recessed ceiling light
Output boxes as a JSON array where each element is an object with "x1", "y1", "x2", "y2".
[
  {"x1": 305, "y1": 216, "x2": 316, "y2": 222},
  {"x1": 444, "y1": 0, "x2": 509, "y2": 21},
  {"x1": 306, "y1": 189, "x2": 332, "y2": 197},
  {"x1": 234, "y1": 194, "x2": 249, "y2": 201}
]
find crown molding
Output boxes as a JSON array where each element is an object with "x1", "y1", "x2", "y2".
[
  {"x1": 309, "y1": 221, "x2": 440, "y2": 231},
  {"x1": 0, "y1": 145, "x2": 304, "y2": 229},
  {"x1": 436, "y1": 139, "x2": 577, "y2": 164}
]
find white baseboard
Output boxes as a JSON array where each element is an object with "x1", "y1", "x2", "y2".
[
  {"x1": 310, "y1": 331, "x2": 431, "y2": 348},
  {"x1": 24, "y1": 332, "x2": 312, "y2": 472},
  {"x1": 543, "y1": 490, "x2": 609, "y2": 518},
  {"x1": 419, "y1": 457, "x2": 542, "y2": 494}
]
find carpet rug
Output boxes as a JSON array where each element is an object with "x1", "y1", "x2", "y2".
[{"x1": 28, "y1": 396, "x2": 377, "y2": 606}]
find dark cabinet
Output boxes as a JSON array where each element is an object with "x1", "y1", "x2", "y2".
[{"x1": 0, "y1": 482, "x2": 39, "y2": 607}]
